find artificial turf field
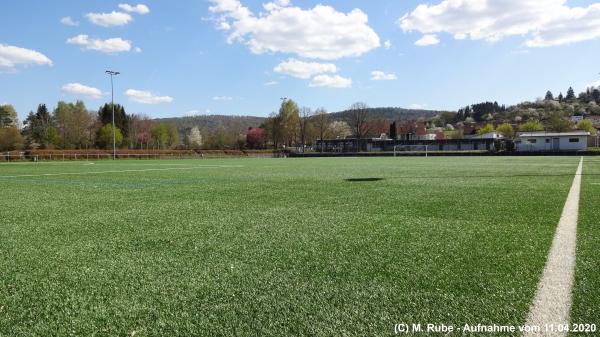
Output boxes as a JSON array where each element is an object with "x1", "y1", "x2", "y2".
[{"x1": 0, "y1": 156, "x2": 598, "y2": 336}]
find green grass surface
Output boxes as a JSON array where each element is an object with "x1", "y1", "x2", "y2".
[
  {"x1": 0, "y1": 157, "x2": 585, "y2": 336},
  {"x1": 570, "y1": 157, "x2": 600, "y2": 336}
]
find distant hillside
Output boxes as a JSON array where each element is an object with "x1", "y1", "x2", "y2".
[
  {"x1": 330, "y1": 107, "x2": 449, "y2": 122},
  {"x1": 155, "y1": 115, "x2": 266, "y2": 135},
  {"x1": 156, "y1": 107, "x2": 451, "y2": 136}
]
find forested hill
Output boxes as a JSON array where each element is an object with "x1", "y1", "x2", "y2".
[
  {"x1": 155, "y1": 107, "x2": 450, "y2": 135},
  {"x1": 330, "y1": 107, "x2": 448, "y2": 122},
  {"x1": 154, "y1": 115, "x2": 266, "y2": 134}
]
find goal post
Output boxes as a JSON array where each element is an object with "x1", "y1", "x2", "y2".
[{"x1": 393, "y1": 144, "x2": 429, "y2": 157}]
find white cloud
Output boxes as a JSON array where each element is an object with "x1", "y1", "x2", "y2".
[
  {"x1": 134, "y1": 47, "x2": 142, "y2": 53},
  {"x1": 309, "y1": 74, "x2": 352, "y2": 88},
  {"x1": 125, "y1": 89, "x2": 173, "y2": 104},
  {"x1": 384, "y1": 40, "x2": 392, "y2": 49},
  {"x1": 414, "y1": 34, "x2": 440, "y2": 46},
  {"x1": 212, "y1": 96, "x2": 233, "y2": 101},
  {"x1": 371, "y1": 71, "x2": 397, "y2": 81},
  {"x1": 209, "y1": 0, "x2": 380, "y2": 60},
  {"x1": 587, "y1": 80, "x2": 600, "y2": 89},
  {"x1": 61, "y1": 83, "x2": 103, "y2": 99},
  {"x1": 86, "y1": 11, "x2": 132, "y2": 27},
  {"x1": 60, "y1": 16, "x2": 79, "y2": 26},
  {"x1": 274, "y1": 58, "x2": 337, "y2": 79},
  {"x1": 67, "y1": 35, "x2": 132, "y2": 54},
  {"x1": 264, "y1": 81, "x2": 278, "y2": 86},
  {"x1": 0, "y1": 44, "x2": 53, "y2": 71},
  {"x1": 118, "y1": 3, "x2": 150, "y2": 15},
  {"x1": 399, "y1": 0, "x2": 600, "y2": 48},
  {"x1": 409, "y1": 103, "x2": 428, "y2": 109}
]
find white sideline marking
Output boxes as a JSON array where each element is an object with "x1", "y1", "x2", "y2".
[
  {"x1": 0, "y1": 165, "x2": 244, "y2": 178},
  {"x1": 524, "y1": 157, "x2": 583, "y2": 337}
]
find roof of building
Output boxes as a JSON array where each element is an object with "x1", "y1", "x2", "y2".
[{"x1": 517, "y1": 131, "x2": 590, "y2": 137}]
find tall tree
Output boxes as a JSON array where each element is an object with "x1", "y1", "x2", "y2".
[
  {"x1": 592, "y1": 89, "x2": 600, "y2": 104},
  {"x1": 346, "y1": 102, "x2": 370, "y2": 151},
  {"x1": 313, "y1": 108, "x2": 330, "y2": 152},
  {"x1": 98, "y1": 124, "x2": 123, "y2": 149},
  {"x1": 34, "y1": 104, "x2": 51, "y2": 148},
  {"x1": 566, "y1": 87, "x2": 576, "y2": 101},
  {"x1": 546, "y1": 113, "x2": 573, "y2": 132},
  {"x1": 0, "y1": 127, "x2": 24, "y2": 151},
  {"x1": 329, "y1": 121, "x2": 352, "y2": 139},
  {"x1": 278, "y1": 99, "x2": 300, "y2": 147},
  {"x1": 298, "y1": 107, "x2": 313, "y2": 152},
  {"x1": 558, "y1": 92, "x2": 564, "y2": 103},
  {"x1": 129, "y1": 114, "x2": 155, "y2": 149},
  {"x1": 577, "y1": 119, "x2": 597, "y2": 135},
  {"x1": 0, "y1": 104, "x2": 18, "y2": 128},
  {"x1": 98, "y1": 103, "x2": 129, "y2": 137},
  {"x1": 53, "y1": 101, "x2": 94, "y2": 149},
  {"x1": 544, "y1": 91, "x2": 554, "y2": 101},
  {"x1": 149, "y1": 123, "x2": 179, "y2": 149},
  {"x1": 389, "y1": 121, "x2": 398, "y2": 140},
  {"x1": 246, "y1": 127, "x2": 264, "y2": 149},
  {"x1": 186, "y1": 126, "x2": 203, "y2": 149}
]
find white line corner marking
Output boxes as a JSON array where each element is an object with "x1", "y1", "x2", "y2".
[{"x1": 524, "y1": 157, "x2": 583, "y2": 336}]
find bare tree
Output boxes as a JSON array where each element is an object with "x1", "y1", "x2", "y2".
[
  {"x1": 346, "y1": 102, "x2": 370, "y2": 151},
  {"x1": 313, "y1": 108, "x2": 330, "y2": 152},
  {"x1": 298, "y1": 107, "x2": 312, "y2": 152}
]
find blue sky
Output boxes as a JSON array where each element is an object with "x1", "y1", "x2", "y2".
[{"x1": 2, "y1": 0, "x2": 600, "y2": 121}]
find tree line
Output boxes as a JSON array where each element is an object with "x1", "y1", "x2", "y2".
[{"x1": 0, "y1": 101, "x2": 180, "y2": 151}]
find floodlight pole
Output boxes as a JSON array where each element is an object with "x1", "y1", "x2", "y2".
[{"x1": 106, "y1": 70, "x2": 120, "y2": 160}]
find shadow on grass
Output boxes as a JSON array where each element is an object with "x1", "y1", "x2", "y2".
[{"x1": 345, "y1": 178, "x2": 385, "y2": 182}]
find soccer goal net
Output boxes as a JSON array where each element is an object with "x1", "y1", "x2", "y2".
[{"x1": 393, "y1": 145, "x2": 429, "y2": 157}]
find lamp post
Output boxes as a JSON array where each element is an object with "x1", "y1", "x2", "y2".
[{"x1": 105, "y1": 70, "x2": 120, "y2": 160}]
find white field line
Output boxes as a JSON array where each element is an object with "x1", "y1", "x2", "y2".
[
  {"x1": 0, "y1": 165, "x2": 244, "y2": 179},
  {"x1": 523, "y1": 157, "x2": 583, "y2": 337}
]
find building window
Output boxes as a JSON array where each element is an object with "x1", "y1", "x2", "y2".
[
  {"x1": 545, "y1": 139, "x2": 550, "y2": 143},
  {"x1": 569, "y1": 138, "x2": 579, "y2": 143},
  {"x1": 527, "y1": 139, "x2": 537, "y2": 144}
]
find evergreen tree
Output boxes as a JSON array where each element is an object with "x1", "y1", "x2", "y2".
[
  {"x1": 98, "y1": 103, "x2": 129, "y2": 136},
  {"x1": 544, "y1": 91, "x2": 554, "y2": 101},
  {"x1": 558, "y1": 92, "x2": 564, "y2": 103},
  {"x1": 592, "y1": 89, "x2": 600, "y2": 104},
  {"x1": 389, "y1": 121, "x2": 397, "y2": 140},
  {"x1": 566, "y1": 87, "x2": 576, "y2": 101}
]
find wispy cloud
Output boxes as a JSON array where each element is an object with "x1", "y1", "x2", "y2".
[
  {"x1": 371, "y1": 71, "x2": 397, "y2": 81},
  {"x1": 60, "y1": 16, "x2": 79, "y2": 26},
  {"x1": 118, "y1": 3, "x2": 150, "y2": 15},
  {"x1": 62, "y1": 83, "x2": 103, "y2": 99},
  {"x1": 86, "y1": 11, "x2": 132, "y2": 27},
  {"x1": 126, "y1": 89, "x2": 173, "y2": 104},
  {"x1": 67, "y1": 35, "x2": 132, "y2": 54}
]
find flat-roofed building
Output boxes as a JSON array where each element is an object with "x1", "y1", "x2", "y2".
[{"x1": 515, "y1": 131, "x2": 590, "y2": 152}]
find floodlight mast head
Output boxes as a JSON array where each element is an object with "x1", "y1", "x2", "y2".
[{"x1": 105, "y1": 70, "x2": 120, "y2": 160}]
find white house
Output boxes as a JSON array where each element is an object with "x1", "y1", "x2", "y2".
[{"x1": 515, "y1": 131, "x2": 590, "y2": 152}]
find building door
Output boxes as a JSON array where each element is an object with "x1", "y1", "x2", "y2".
[{"x1": 552, "y1": 138, "x2": 560, "y2": 151}]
